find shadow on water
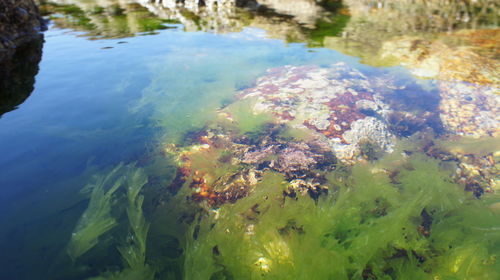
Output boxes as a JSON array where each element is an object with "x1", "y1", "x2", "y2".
[{"x1": 0, "y1": 37, "x2": 44, "y2": 118}]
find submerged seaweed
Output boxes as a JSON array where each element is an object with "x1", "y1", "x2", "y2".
[
  {"x1": 182, "y1": 154, "x2": 500, "y2": 279},
  {"x1": 89, "y1": 166, "x2": 155, "y2": 279},
  {"x1": 66, "y1": 163, "x2": 156, "y2": 279},
  {"x1": 67, "y1": 163, "x2": 125, "y2": 261},
  {"x1": 116, "y1": 167, "x2": 154, "y2": 278}
]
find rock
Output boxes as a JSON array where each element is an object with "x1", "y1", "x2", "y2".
[
  {"x1": 334, "y1": 117, "x2": 394, "y2": 160},
  {"x1": 425, "y1": 139, "x2": 500, "y2": 197},
  {"x1": 239, "y1": 63, "x2": 398, "y2": 162},
  {"x1": 380, "y1": 36, "x2": 500, "y2": 87},
  {"x1": 439, "y1": 81, "x2": 500, "y2": 137},
  {"x1": 0, "y1": 0, "x2": 46, "y2": 62},
  {"x1": 168, "y1": 60, "x2": 498, "y2": 205},
  {"x1": 379, "y1": 36, "x2": 500, "y2": 138},
  {"x1": 0, "y1": 38, "x2": 43, "y2": 117},
  {"x1": 15, "y1": 7, "x2": 30, "y2": 23},
  {"x1": 274, "y1": 143, "x2": 323, "y2": 173}
]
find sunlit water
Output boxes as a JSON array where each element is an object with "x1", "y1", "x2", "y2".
[{"x1": 0, "y1": 0, "x2": 499, "y2": 279}]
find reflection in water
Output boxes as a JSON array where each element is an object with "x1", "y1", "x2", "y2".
[
  {"x1": 39, "y1": 0, "x2": 176, "y2": 39},
  {"x1": 44, "y1": 0, "x2": 499, "y2": 45},
  {"x1": 43, "y1": 0, "x2": 499, "y2": 72},
  {"x1": 44, "y1": 0, "x2": 350, "y2": 44},
  {"x1": 342, "y1": 0, "x2": 499, "y2": 39},
  {"x1": 0, "y1": 38, "x2": 44, "y2": 117},
  {"x1": 325, "y1": 0, "x2": 500, "y2": 63}
]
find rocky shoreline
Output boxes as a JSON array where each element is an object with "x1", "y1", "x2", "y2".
[
  {"x1": 0, "y1": 0, "x2": 46, "y2": 117},
  {"x1": 0, "y1": 0, "x2": 46, "y2": 62}
]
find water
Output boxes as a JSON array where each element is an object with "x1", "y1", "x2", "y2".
[{"x1": 0, "y1": 0, "x2": 499, "y2": 279}]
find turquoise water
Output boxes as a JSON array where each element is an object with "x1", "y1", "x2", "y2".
[{"x1": 1, "y1": 1, "x2": 499, "y2": 279}]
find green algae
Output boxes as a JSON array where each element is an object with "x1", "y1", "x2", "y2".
[
  {"x1": 66, "y1": 163, "x2": 154, "y2": 279},
  {"x1": 89, "y1": 166, "x2": 155, "y2": 280},
  {"x1": 435, "y1": 136, "x2": 500, "y2": 157},
  {"x1": 181, "y1": 154, "x2": 500, "y2": 279},
  {"x1": 119, "y1": 167, "x2": 150, "y2": 270},
  {"x1": 222, "y1": 98, "x2": 274, "y2": 134},
  {"x1": 67, "y1": 163, "x2": 125, "y2": 261},
  {"x1": 277, "y1": 125, "x2": 314, "y2": 142}
]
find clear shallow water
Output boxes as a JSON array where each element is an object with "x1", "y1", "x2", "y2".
[
  {"x1": 0, "y1": 1, "x2": 499, "y2": 279},
  {"x1": 0, "y1": 23, "x2": 371, "y2": 280}
]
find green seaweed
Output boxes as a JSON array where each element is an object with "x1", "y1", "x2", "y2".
[
  {"x1": 66, "y1": 163, "x2": 125, "y2": 261},
  {"x1": 119, "y1": 167, "x2": 150, "y2": 269},
  {"x1": 84, "y1": 165, "x2": 155, "y2": 279},
  {"x1": 222, "y1": 98, "x2": 274, "y2": 134},
  {"x1": 113, "y1": 167, "x2": 155, "y2": 279},
  {"x1": 182, "y1": 154, "x2": 500, "y2": 279},
  {"x1": 435, "y1": 136, "x2": 500, "y2": 156}
]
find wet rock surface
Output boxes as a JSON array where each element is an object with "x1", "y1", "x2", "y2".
[
  {"x1": 0, "y1": 0, "x2": 45, "y2": 115},
  {"x1": 0, "y1": 0, "x2": 46, "y2": 61}
]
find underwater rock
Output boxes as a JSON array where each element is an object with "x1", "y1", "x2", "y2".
[
  {"x1": 167, "y1": 124, "x2": 338, "y2": 205},
  {"x1": 456, "y1": 154, "x2": 497, "y2": 197},
  {"x1": 238, "y1": 62, "x2": 398, "y2": 162},
  {"x1": 387, "y1": 111, "x2": 438, "y2": 137},
  {"x1": 274, "y1": 143, "x2": 319, "y2": 172},
  {"x1": 333, "y1": 117, "x2": 394, "y2": 160},
  {"x1": 242, "y1": 141, "x2": 334, "y2": 173},
  {"x1": 190, "y1": 168, "x2": 262, "y2": 204},
  {"x1": 424, "y1": 137, "x2": 500, "y2": 197},
  {"x1": 381, "y1": 37, "x2": 500, "y2": 138},
  {"x1": 241, "y1": 145, "x2": 278, "y2": 165},
  {"x1": 439, "y1": 81, "x2": 500, "y2": 137},
  {"x1": 166, "y1": 62, "x2": 498, "y2": 206}
]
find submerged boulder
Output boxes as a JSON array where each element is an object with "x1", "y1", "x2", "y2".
[
  {"x1": 439, "y1": 81, "x2": 500, "y2": 138},
  {"x1": 169, "y1": 126, "x2": 336, "y2": 205},
  {"x1": 238, "y1": 62, "x2": 398, "y2": 162},
  {"x1": 381, "y1": 36, "x2": 500, "y2": 138},
  {"x1": 424, "y1": 136, "x2": 500, "y2": 197},
  {"x1": 166, "y1": 62, "x2": 498, "y2": 205}
]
